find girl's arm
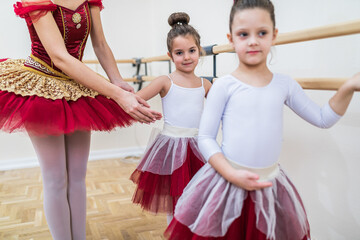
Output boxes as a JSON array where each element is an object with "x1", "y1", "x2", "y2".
[
  {"x1": 89, "y1": 6, "x2": 134, "y2": 93},
  {"x1": 198, "y1": 80, "x2": 272, "y2": 190},
  {"x1": 208, "y1": 153, "x2": 272, "y2": 191},
  {"x1": 203, "y1": 78, "x2": 212, "y2": 97},
  {"x1": 329, "y1": 73, "x2": 360, "y2": 115},
  {"x1": 30, "y1": 10, "x2": 161, "y2": 123},
  {"x1": 286, "y1": 73, "x2": 360, "y2": 128},
  {"x1": 136, "y1": 75, "x2": 170, "y2": 101}
]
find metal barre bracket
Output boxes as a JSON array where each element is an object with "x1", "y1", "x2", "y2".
[
  {"x1": 132, "y1": 58, "x2": 142, "y2": 67},
  {"x1": 134, "y1": 75, "x2": 144, "y2": 91},
  {"x1": 203, "y1": 44, "x2": 217, "y2": 56}
]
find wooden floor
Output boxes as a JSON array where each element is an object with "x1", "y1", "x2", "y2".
[{"x1": 0, "y1": 157, "x2": 167, "y2": 240}]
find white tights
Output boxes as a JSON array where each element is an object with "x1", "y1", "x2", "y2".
[{"x1": 30, "y1": 131, "x2": 91, "y2": 240}]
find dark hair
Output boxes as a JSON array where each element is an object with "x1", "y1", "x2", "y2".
[
  {"x1": 167, "y1": 12, "x2": 202, "y2": 55},
  {"x1": 230, "y1": 0, "x2": 275, "y2": 32}
]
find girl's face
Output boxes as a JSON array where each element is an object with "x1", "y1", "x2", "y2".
[
  {"x1": 168, "y1": 35, "x2": 200, "y2": 74},
  {"x1": 228, "y1": 8, "x2": 277, "y2": 67}
]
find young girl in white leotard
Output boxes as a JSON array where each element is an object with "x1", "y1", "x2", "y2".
[
  {"x1": 130, "y1": 12, "x2": 212, "y2": 224},
  {"x1": 165, "y1": 0, "x2": 360, "y2": 239}
]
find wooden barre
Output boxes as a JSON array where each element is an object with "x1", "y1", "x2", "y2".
[
  {"x1": 213, "y1": 19, "x2": 360, "y2": 54},
  {"x1": 295, "y1": 78, "x2": 347, "y2": 90},
  {"x1": 84, "y1": 19, "x2": 360, "y2": 64},
  {"x1": 123, "y1": 76, "x2": 156, "y2": 82},
  {"x1": 141, "y1": 55, "x2": 170, "y2": 63},
  {"x1": 124, "y1": 76, "x2": 347, "y2": 90},
  {"x1": 83, "y1": 59, "x2": 136, "y2": 64}
]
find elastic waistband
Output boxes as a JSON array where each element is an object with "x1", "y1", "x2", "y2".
[
  {"x1": 226, "y1": 159, "x2": 280, "y2": 182},
  {"x1": 161, "y1": 124, "x2": 198, "y2": 137}
]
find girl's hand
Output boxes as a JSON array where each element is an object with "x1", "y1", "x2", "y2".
[
  {"x1": 208, "y1": 153, "x2": 272, "y2": 191},
  {"x1": 115, "y1": 91, "x2": 162, "y2": 123},
  {"x1": 229, "y1": 169, "x2": 273, "y2": 191},
  {"x1": 347, "y1": 72, "x2": 360, "y2": 91},
  {"x1": 329, "y1": 72, "x2": 360, "y2": 116}
]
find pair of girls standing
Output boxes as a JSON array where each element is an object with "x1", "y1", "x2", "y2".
[
  {"x1": 132, "y1": 0, "x2": 360, "y2": 240},
  {"x1": 161, "y1": 0, "x2": 360, "y2": 240}
]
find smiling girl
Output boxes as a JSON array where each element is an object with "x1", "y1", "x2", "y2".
[{"x1": 130, "y1": 12, "x2": 211, "y2": 224}]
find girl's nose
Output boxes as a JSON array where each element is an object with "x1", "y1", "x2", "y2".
[{"x1": 248, "y1": 36, "x2": 259, "y2": 46}]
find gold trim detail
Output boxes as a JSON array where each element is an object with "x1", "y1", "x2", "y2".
[
  {"x1": 0, "y1": 59, "x2": 99, "y2": 101},
  {"x1": 25, "y1": 54, "x2": 71, "y2": 80},
  {"x1": 78, "y1": 5, "x2": 90, "y2": 60}
]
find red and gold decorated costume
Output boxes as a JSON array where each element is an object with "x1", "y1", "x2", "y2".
[{"x1": 0, "y1": 0, "x2": 134, "y2": 135}]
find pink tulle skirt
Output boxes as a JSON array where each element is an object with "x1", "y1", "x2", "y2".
[
  {"x1": 164, "y1": 163, "x2": 311, "y2": 240},
  {"x1": 130, "y1": 126, "x2": 206, "y2": 214}
]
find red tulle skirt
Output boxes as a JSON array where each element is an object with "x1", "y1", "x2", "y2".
[
  {"x1": 0, "y1": 58, "x2": 135, "y2": 135},
  {"x1": 130, "y1": 132, "x2": 206, "y2": 214},
  {"x1": 164, "y1": 163, "x2": 311, "y2": 240},
  {"x1": 165, "y1": 196, "x2": 310, "y2": 240},
  {"x1": 0, "y1": 90, "x2": 134, "y2": 135}
]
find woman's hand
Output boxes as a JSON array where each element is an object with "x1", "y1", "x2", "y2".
[
  {"x1": 228, "y1": 169, "x2": 273, "y2": 191},
  {"x1": 112, "y1": 79, "x2": 135, "y2": 93},
  {"x1": 115, "y1": 90, "x2": 162, "y2": 123}
]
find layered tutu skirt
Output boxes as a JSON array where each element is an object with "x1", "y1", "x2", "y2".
[
  {"x1": 0, "y1": 58, "x2": 134, "y2": 135},
  {"x1": 130, "y1": 124, "x2": 206, "y2": 214},
  {"x1": 164, "y1": 161, "x2": 311, "y2": 240}
]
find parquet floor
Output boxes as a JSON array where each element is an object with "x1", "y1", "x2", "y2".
[{"x1": 0, "y1": 157, "x2": 167, "y2": 240}]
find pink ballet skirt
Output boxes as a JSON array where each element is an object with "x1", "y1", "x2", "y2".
[
  {"x1": 164, "y1": 162, "x2": 311, "y2": 240},
  {"x1": 130, "y1": 124, "x2": 206, "y2": 214},
  {"x1": 0, "y1": 1, "x2": 135, "y2": 136}
]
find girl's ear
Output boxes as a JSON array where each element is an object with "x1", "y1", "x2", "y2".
[
  {"x1": 227, "y1": 33, "x2": 235, "y2": 49},
  {"x1": 227, "y1": 33, "x2": 233, "y2": 44},
  {"x1": 167, "y1": 52, "x2": 173, "y2": 61},
  {"x1": 272, "y1": 28, "x2": 278, "y2": 46}
]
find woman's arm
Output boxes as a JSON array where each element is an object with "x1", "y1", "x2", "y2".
[
  {"x1": 31, "y1": 11, "x2": 161, "y2": 123},
  {"x1": 89, "y1": 6, "x2": 134, "y2": 93}
]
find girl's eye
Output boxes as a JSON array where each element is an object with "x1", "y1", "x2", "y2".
[
  {"x1": 259, "y1": 31, "x2": 267, "y2": 37},
  {"x1": 175, "y1": 51, "x2": 183, "y2": 55},
  {"x1": 190, "y1": 48, "x2": 197, "y2": 53},
  {"x1": 239, "y1": 32, "x2": 248, "y2": 37}
]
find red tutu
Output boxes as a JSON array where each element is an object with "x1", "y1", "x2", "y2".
[
  {"x1": 0, "y1": 90, "x2": 134, "y2": 135},
  {"x1": 130, "y1": 127, "x2": 206, "y2": 214},
  {"x1": 165, "y1": 196, "x2": 310, "y2": 240},
  {"x1": 0, "y1": 59, "x2": 135, "y2": 135},
  {"x1": 164, "y1": 163, "x2": 311, "y2": 240}
]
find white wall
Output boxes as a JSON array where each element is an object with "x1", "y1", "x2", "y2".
[{"x1": 1, "y1": 0, "x2": 360, "y2": 239}]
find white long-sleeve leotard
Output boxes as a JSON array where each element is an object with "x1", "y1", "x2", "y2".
[{"x1": 198, "y1": 73, "x2": 341, "y2": 168}]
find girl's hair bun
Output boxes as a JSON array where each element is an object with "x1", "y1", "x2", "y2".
[{"x1": 168, "y1": 12, "x2": 190, "y2": 28}]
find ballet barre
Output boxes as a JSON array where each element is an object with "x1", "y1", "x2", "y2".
[{"x1": 84, "y1": 19, "x2": 360, "y2": 91}]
